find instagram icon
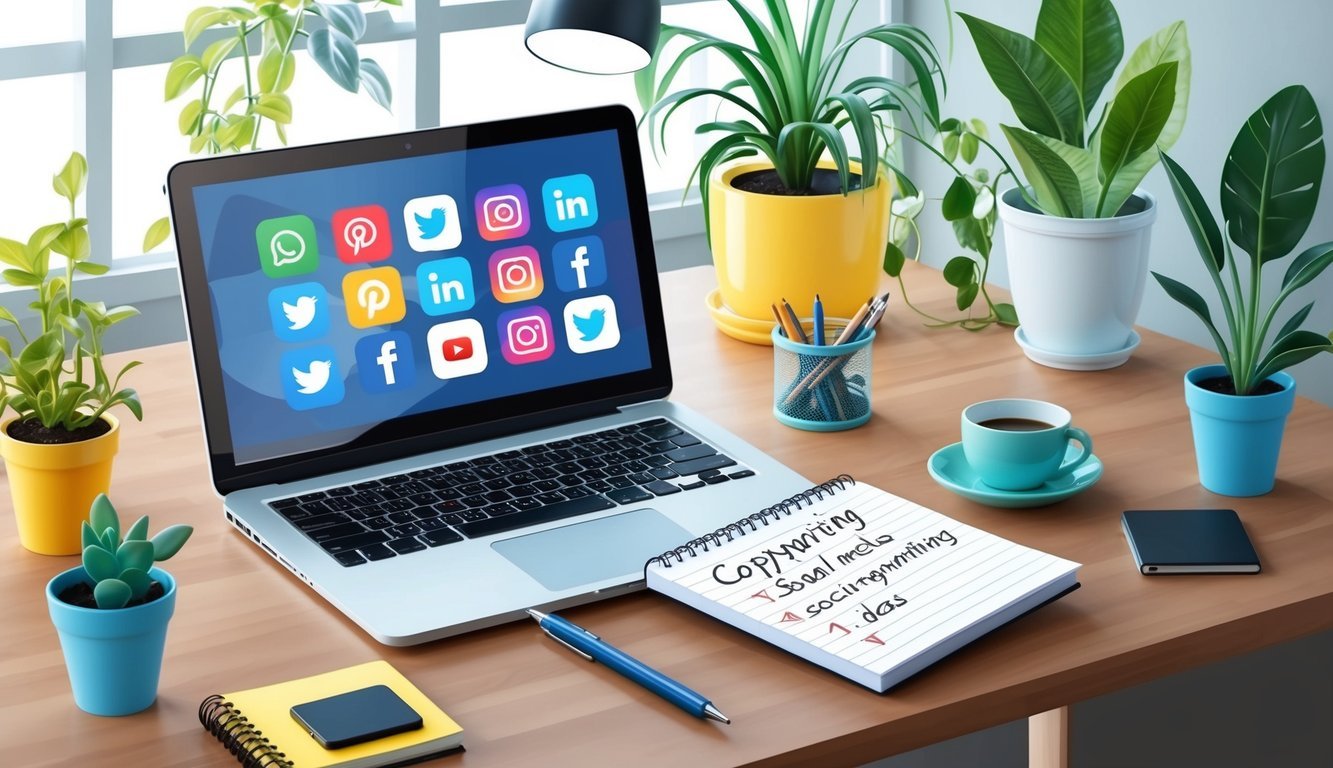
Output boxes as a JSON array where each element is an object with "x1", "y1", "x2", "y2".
[
  {"x1": 475, "y1": 184, "x2": 530, "y2": 241},
  {"x1": 488, "y1": 245, "x2": 544, "y2": 302},
  {"x1": 498, "y1": 307, "x2": 554, "y2": 364}
]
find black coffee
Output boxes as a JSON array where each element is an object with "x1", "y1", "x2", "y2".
[{"x1": 978, "y1": 417, "x2": 1054, "y2": 432}]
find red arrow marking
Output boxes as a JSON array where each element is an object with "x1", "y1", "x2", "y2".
[
  {"x1": 778, "y1": 611, "x2": 803, "y2": 623},
  {"x1": 751, "y1": 590, "x2": 774, "y2": 603},
  {"x1": 828, "y1": 622, "x2": 851, "y2": 636},
  {"x1": 863, "y1": 632, "x2": 885, "y2": 646}
]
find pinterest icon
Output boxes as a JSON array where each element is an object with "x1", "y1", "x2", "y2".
[{"x1": 332, "y1": 204, "x2": 392, "y2": 263}]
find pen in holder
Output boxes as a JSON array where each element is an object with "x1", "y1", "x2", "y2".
[{"x1": 772, "y1": 321, "x2": 875, "y2": 431}]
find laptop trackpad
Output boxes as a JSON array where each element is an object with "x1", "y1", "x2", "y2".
[{"x1": 491, "y1": 508, "x2": 691, "y2": 592}]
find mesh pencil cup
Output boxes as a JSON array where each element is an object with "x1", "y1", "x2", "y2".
[{"x1": 772, "y1": 322, "x2": 875, "y2": 431}]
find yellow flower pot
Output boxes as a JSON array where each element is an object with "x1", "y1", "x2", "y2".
[
  {"x1": 1, "y1": 414, "x2": 120, "y2": 555},
  {"x1": 706, "y1": 161, "x2": 891, "y2": 344}
]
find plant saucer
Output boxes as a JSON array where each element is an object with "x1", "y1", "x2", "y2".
[
  {"x1": 926, "y1": 442, "x2": 1103, "y2": 509},
  {"x1": 1014, "y1": 327, "x2": 1140, "y2": 371},
  {"x1": 705, "y1": 289, "x2": 779, "y2": 345}
]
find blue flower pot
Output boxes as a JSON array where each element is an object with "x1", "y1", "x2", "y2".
[
  {"x1": 46, "y1": 566, "x2": 177, "y2": 716},
  {"x1": 1184, "y1": 364, "x2": 1296, "y2": 497}
]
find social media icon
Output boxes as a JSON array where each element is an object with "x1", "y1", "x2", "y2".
[
  {"x1": 355, "y1": 331, "x2": 415, "y2": 393},
  {"x1": 280, "y1": 346, "x2": 344, "y2": 410},
  {"x1": 403, "y1": 194, "x2": 462, "y2": 252},
  {"x1": 564, "y1": 295, "x2": 620, "y2": 354},
  {"x1": 267, "y1": 282, "x2": 330, "y2": 341},
  {"x1": 552, "y1": 235, "x2": 607, "y2": 292},
  {"x1": 332, "y1": 204, "x2": 392, "y2": 263},
  {"x1": 427, "y1": 318, "x2": 488, "y2": 379},
  {"x1": 488, "y1": 245, "x2": 544, "y2": 303},
  {"x1": 497, "y1": 307, "x2": 554, "y2": 365},
  {"x1": 475, "y1": 184, "x2": 530, "y2": 241},
  {"x1": 415, "y1": 257, "x2": 474, "y2": 316},
  {"x1": 256, "y1": 214, "x2": 319, "y2": 278},
  {"x1": 542, "y1": 174, "x2": 599, "y2": 232},
  {"x1": 342, "y1": 266, "x2": 405, "y2": 328}
]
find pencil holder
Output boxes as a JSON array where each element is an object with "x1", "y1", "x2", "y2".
[{"x1": 772, "y1": 322, "x2": 875, "y2": 431}]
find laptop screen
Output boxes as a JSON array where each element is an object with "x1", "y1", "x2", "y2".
[{"x1": 170, "y1": 107, "x2": 670, "y2": 491}]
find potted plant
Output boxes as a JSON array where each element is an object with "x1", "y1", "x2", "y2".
[
  {"x1": 0, "y1": 153, "x2": 143, "y2": 555},
  {"x1": 47, "y1": 494, "x2": 193, "y2": 715},
  {"x1": 1152, "y1": 85, "x2": 1333, "y2": 497},
  {"x1": 637, "y1": 0, "x2": 945, "y2": 343},
  {"x1": 959, "y1": 0, "x2": 1190, "y2": 368}
]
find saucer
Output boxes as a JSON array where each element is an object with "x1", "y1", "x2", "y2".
[
  {"x1": 705, "y1": 289, "x2": 778, "y2": 345},
  {"x1": 1014, "y1": 327, "x2": 1140, "y2": 371},
  {"x1": 926, "y1": 442, "x2": 1103, "y2": 508}
]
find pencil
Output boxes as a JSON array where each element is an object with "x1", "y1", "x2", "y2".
[{"x1": 781, "y1": 299, "x2": 810, "y2": 344}]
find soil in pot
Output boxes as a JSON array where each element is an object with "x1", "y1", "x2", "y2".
[
  {"x1": 1195, "y1": 376, "x2": 1285, "y2": 396},
  {"x1": 57, "y1": 581, "x2": 166, "y2": 609},
  {"x1": 6, "y1": 417, "x2": 112, "y2": 445},
  {"x1": 732, "y1": 167, "x2": 863, "y2": 196}
]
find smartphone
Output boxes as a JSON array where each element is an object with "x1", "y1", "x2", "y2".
[{"x1": 290, "y1": 685, "x2": 424, "y2": 749}]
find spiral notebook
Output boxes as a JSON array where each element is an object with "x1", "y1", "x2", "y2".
[
  {"x1": 644, "y1": 476, "x2": 1081, "y2": 692},
  {"x1": 198, "y1": 660, "x2": 463, "y2": 767}
]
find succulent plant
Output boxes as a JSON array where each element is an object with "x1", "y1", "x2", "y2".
[{"x1": 79, "y1": 494, "x2": 193, "y2": 609}]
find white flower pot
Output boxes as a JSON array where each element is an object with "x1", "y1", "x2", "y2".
[{"x1": 998, "y1": 187, "x2": 1157, "y2": 369}]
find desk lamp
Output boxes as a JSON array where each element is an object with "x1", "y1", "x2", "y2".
[{"x1": 524, "y1": 0, "x2": 661, "y2": 74}]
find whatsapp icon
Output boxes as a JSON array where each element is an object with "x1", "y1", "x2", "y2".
[{"x1": 256, "y1": 215, "x2": 319, "y2": 278}]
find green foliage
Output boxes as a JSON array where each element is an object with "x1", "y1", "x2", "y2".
[
  {"x1": 636, "y1": 0, "x2": 945, "y2": 215},
  {"x1": 1153, "y1": 86, "x2": 1333, "y2": 395},
  {"x1": 960, "y1": 1, "x2": 1190, "y2": 218},
  {"x1": 0, "y1": 154, "x2": 143, "y2": 432},
  {"x1": 79, "y1": 494, "x2": 193, "y2": 609}
]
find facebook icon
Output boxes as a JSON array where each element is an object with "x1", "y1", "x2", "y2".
[
  {"x1": 552, "y1": 235, "x2": 607, "y2": 293},
  {"x1": 355, "y1": 331, "x2": 415, "y2": 393}
]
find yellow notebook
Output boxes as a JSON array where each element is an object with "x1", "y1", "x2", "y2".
[{"x1": 198, "y1": 660, "x2": 464, "y2": 768}]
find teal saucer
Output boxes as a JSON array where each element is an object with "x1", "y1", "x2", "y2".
[{"x1": 926, "y1": 442, "x2": 1103, "y2": 508}]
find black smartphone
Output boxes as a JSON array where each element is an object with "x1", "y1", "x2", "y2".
[{"x1": 290, "y1": 685, "x2": 424, "y2": 749}]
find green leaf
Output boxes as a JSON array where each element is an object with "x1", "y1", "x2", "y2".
[
  {"x1": 201, "y1": 36, "x2": 239, "y2": 72},
  {"x1": 52, "y1": 226, "x2": 91, "y2": 262},
  {"x1": 995, "y1": 303, "x2": 1019, "y2": 326},
  {"x1": 941, "y1": 176, "x2": 976, "y2": 221},
  {"x1": 952, "y1": 216, "x2": 989, "y2": 255},
  {"x1": 254, "y1": 93, "x2": 292, "y2": 124},
  {"x1": 313, "y1": 1, "x2": 366, "y2": 40},
  {"x1": 89, "y1": 494, "x2": 119, "y2": 540},
  {"x1": 1159, "y1": 150, "x2": 1224, "y2": 273},
  {"x1": 1275, "y1": 302, "x2": 1315, "y2": 341},
  {"x1": 183, "y1": 7, "x2": 231, "y2": 48},
  {"x1": 222, "y1": 84, "x2": 247, "y2": 112},
  {"x1": 74, "y1": 260, "x2": 109, "y2": 276},
  {"x1": 93, "y1": 579, "x2": 132, "y2": 609},
  {"x1": 1281, "y1": 242, "x2": 1333, "y2": 293},
  {"x1": 82, "y1": 545, "x2": 120, "y2": 582},
  {"x1": 955, "y1": 282, "x2": 980, "y2": 311},
  {"x1": 1114, "y1": 21, "x2": 1190, "y2": 152},
  {"x1": 118, "y1": 568, "x2": 152, "y2": 601},
  {"x1": 943, "y1": 256, "x2": 976, "y2": 287},
  {"x1": 143, "y1": 217, "x2": 172, "y2": 253},
  {"x1": 117, "y1": 540, "x2": 154, "y2": 573},
  {"x1": 0, "y1": 237, "x2": 27, "y2": 269},
  {"x1": 80, "y1": 522, "x2": 100, "y2": 551},
  {"x1": 960, "y1": 132, "x2": 979, "y2": 164},
  {"x1": 958, "y1": 13, "x2": 1083, "y2": 145},
  {"x1": 125, "y1": 514, "x2": 150, "y2": 542},
  {"x1": 165, "y1": 56, "x2": 206, "y2": 101},
  {"x1": 307, "y1": 27, "x2": 360, "y2": 93},
  {"x1": 1001, "y1": 124, "x2": 1084, "y2": 217},
  {"x1": 51, "y1": 152, "x2": 87, "y2": 204},
  {"x1": 178, "y1": 99, "x2": 204, "y2": 136},
  {"x1": 258, "y1": 49, "x2": 296, "y2": 93},
  {"x1": 1254, "y1": 330, "x2": 1333, "y2": 386},
  {"x1": 1034, "y1": 0, "x2": 1123, "y2": 117},
  {"x1": 2, "y1": 268, "x2": 41, "y2": 287},
  {"x1": 1096, "y1": 61, "x2": 1176, "y2": 216},
  {"x1": 1153, "y1": 271, "x2": 1229, "y2": 364},
  {"x1": 883, "y1": 241, "x2": 907, "y2": 277},
  {"x1": 942, "y1": 132, "x2": 959, "y2": 162},
  {"x1": 216, "y1": 114, "x2": 257, "y2": 149},
  {"x1": 150, "y1": 524, "x2": 194, "y2": 561},
  {"x1": 358, "y1": 58, "x2": 392, "y2": 110}
]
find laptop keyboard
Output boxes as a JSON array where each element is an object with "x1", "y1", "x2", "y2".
[{"x1": 265, "y1": 418, "x2": 755, "y2": 567}]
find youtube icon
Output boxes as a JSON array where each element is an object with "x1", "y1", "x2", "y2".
[
  {"x1": 426, "y1": 319, "x2": 488, "y2": 379},
  {"x1": 441, "y1": 336, "x2": 473, "y2": 361}
]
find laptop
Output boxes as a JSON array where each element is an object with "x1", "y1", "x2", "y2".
[{"x1": 167, "y1": 105, "x2": 811, "y2": 645}]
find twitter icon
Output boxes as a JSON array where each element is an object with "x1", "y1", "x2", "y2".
[
  {"x1": 563, "y1": 295, "x2": 620, "y2": 354},
  {"x1": 267, "y1": 282, "x2": 330, "y2": 342},
  {"x1": 403, "y1": 194, "x2": 462, "y2": 252},
  {"x1": 280, "y1": 346, "x2": 345, "y2": 410}
]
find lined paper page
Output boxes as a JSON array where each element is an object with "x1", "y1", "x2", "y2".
[{"x1": 646, "y1": 482, "x2": 1079, "y2": 683}]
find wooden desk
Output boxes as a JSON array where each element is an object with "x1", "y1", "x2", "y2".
[{"x1": 3, "y1": 264, "x2": 1331, "y2": 767}]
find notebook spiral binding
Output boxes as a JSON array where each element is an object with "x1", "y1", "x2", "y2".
[
  {"x1": 645, "y1": 474, "x2": 855, "y2": 568},
  {"x1": 199, "y1": 694, "x2": 295, "y2": 768}
]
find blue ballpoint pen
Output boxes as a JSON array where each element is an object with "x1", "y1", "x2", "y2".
[
  {"x1": 813, "y1": 293, "x2": 825, "y2": 346},
  {"x1": 526, "y1": 609, "x2": 731, "y2": 724}
]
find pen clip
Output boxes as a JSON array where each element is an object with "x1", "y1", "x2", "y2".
[{"x1": 543, "y1": 628, "x2": 594, "y2": 661}]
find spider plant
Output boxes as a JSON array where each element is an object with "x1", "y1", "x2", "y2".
[{"x1": 635, "y1": 0, "x2": 945, "y2": 214}]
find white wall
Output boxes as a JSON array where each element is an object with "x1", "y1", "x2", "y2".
[{"x1": 903, "y1": 0, "x2": 1333, "y2": 406}]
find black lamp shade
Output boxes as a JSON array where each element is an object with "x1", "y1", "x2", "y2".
[{"x1": 525, "y1": 0, "x2": 661, "y2": 75}]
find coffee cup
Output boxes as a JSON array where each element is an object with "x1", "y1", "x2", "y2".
[{"x1": 961, "y1": 399, "x2": 1093, "y2": 491}]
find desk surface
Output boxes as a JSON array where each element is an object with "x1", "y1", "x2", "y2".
[{"x1": 3, "y1": 264, "x2": 1331, "y2": 767}]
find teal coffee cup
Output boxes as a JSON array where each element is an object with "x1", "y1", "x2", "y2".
[{"x1": 961, "y1": 399, "x2": 1093, "y2": 491}]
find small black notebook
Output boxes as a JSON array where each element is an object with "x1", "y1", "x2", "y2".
[{"x1": 1121, "y1": 509, "x2": 1261, "y2": 574}]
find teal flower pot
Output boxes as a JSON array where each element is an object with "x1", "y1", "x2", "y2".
[
  {"x1": 46, "y1": 566, "x2": 177, "y2": 716},
  {"x1": 1184, "y1": 364, "x2": 1296, "y2": 497}
]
